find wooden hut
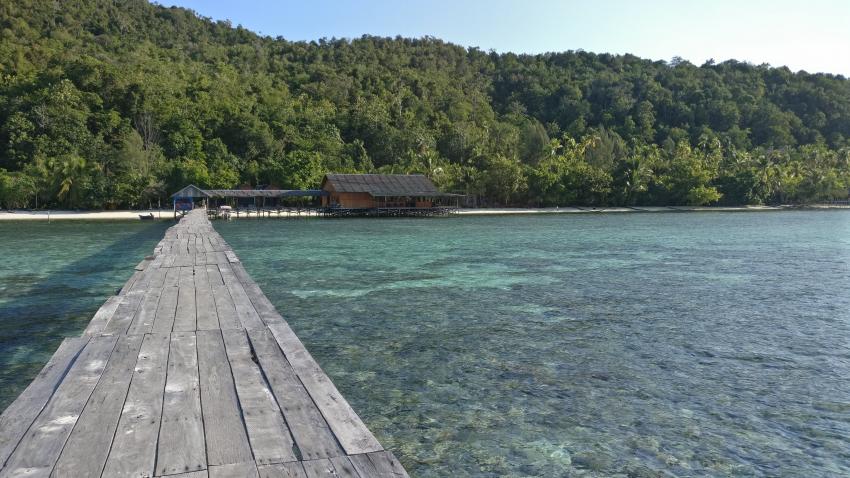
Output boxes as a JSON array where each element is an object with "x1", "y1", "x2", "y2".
[{"x1": 320, "y1": 174, "x2": 458, "y2": 212}]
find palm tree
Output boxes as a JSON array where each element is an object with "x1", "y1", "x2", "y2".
[{"x1": 52, "y1": 154, "x2": 90, "y2": 208}]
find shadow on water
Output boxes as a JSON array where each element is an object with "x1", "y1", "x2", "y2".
[{"x1": 0, "y1": 220, "x2": 172, "y2": 410}]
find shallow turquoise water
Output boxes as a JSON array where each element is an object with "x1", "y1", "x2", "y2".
[
  {"x1": 0, "y1": 220, "x2": 170, "y2": 409},
  {"x1": 1, "y1": 212, "x2": 849, "y2": 477},
  {"x1": 215, "y1": 212, "x2": 850, "y2": 477}
]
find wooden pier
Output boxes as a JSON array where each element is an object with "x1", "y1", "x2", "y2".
[{"x1": 0, "y1": 209, "x2": 408, "y2": 478}]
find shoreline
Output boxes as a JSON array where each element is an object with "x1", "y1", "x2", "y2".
[{"x1": 0, "y1": 204, "x2": 847, "y2": 221}]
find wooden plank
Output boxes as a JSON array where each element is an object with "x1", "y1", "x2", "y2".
[
  {"x1": 174, "y1": 287, "x2": 197, "y2": 332},
  {"x1": 52, "y1": 334, "x2": 144, "y2": 477},
  {"x1": 230, "y1": 263, "x2": 285, "y2": 326},
  {"x1": 147, "y1": 266, "x2": 168, "y2": 289},
  {"x1": 212, "y1": 283, "x2": 241, "y2": 330},
  {"x1": 148, "y1": 254, "x2": 165, "y2": 271},
  {"x1": 168, "y1": 471, "x2": 208, "y2": 478},
  {"x1": 152, "y1": 285, "x2": 178, "y2": 334},
  {"x1": 329, "y1": 456, "x2": 362, "y2": 478},
  {"x1": 224, "y1": 251, "x2": 239, "y2": 263},
  {"x1": 204, "y1": 252, "x2": 218, "y2": 266},
  {"x1": 102, "y1": 290, "x2": 145, "y2": 335},
  {"x1": 119, "y1": 270, "x2": 143, "y2": 295},
  {"x1": 195, "y1": 250, "x2": 208, "y2": 266},
  {"x1": 0, "y1": 336, "x2": 117, "y2": 476},
  {"x1": 82, "y1": 296, "x2": 122, "y2": 336},
  {"x1": 206, "y1": 264, "x2": 224, "y2": 286},
  {"x1": 175, "y1": 253, "x2": 194, "y2": 268},
  {"x1": 163, "y1": 266, "x2": 181, "y2": 287},
  {"x1": 195, "y1": 266, "x2": 220, "y2": 330},
  {"x1": 301, "y1": 459, "x2": 337, "y2": 478},
  {"x1": 215, "y1": 252, "x2": 229, "y2": 265},
  {"x1": 127, "y1": 288, "x2": 162, "y2": 335},
  {"x1": 208, "y1": 462, "x2": 259, "y2": 478},
  {"x1": 196, "y1": 330, "x2": 252, "y2": 467},
  {"x1": 102, "y1": 333, "x2": 170, "y2": 478},
  {"x1": 157, "y1": 332, "x2": 206, "y2": 476},
  {"x1": 257, "y1": 462, "x2": 307, "y2": 478},
  {"x1": 348, "y1": 454, "x2": 379, "y2": 478},
  {"x1": 267, "y1": 322, "x2": 383, "y2": 455},
  {"x1": 0, "y1": 337, "x2": 88, "y2": 468},
  {"x1": 221, "y1": 330, "x2": 297, "y2": 465},
  {"x1": 247, "y1": 329, "x2": 343, "y2": 460},
  {"x1": 366, "y1": 451, "x2": 408, "y2": 478},
  {"x1": 103, "y1": 265, "x2": 155, "y2": 335},
  {"x1": 219, "y1": 263, "x2": 264, "y2": 330},
  {"x1": 195, "y1": 236, "x2": 207, "y2": 254},
  {"x1": 173, "y1": 266, "x2": 197, "y2": 332},
  {"x1": 161, "y1": 255, "x2": 177, "y2": 269}
]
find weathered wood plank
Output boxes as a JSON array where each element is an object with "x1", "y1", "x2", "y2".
[
  {"x1": 161, "y1": 255, "x2": 177, "y2": 269},
  {"x1": 175, "y1": 253, "x2": 194, "y2": 268},
  {"x1": 157, "y1": 332, "x2": 206, "y2": 476},
  {"x1": 119, "y1": 270, "x2": 143, "y2": 295},
  {"x1": 0, "y1": 336, "x2": 117, "y2": 476},
  {"x1": 221, "y1": 330, "x2": 297, "y2": 465},
  {"x1": 205, "y1": 264, "x2": 224, "y2": 286},
  {"x1": 163, "y1": 266, "x2": 181, "y2": 287},
  {"x1": 152, "y1": 285, "x2": 178, "y2": 334},
  {"x1": 146, "y1": 266, "x2": 168, "y2": 289},
  {"x1": 225, "y1": 250, "x2": 239, "y2": 263},
  {"x1": 215, "y1": 251, "x2": 229, "y2": 266},
  {"x1": 195, "y1": 266, "x2": 219, "y2": 330},
  {"x1": 102, "y1": 290, "x2": 145, "y2": 335},
  {"x1": 82, "y1": 296, "x2": 122, "y2": 336},
  {"x1": 127, "y1": 288, "x2": 162, "y2": 335},
  {"x1": 301, "y1": 459, "x2": 337, "y2": 478},
  {"x1": 247, "y1": 329, "x2": 343, "y2": 460},
  {"x1": 208, "y1": 462, "x2": 259, "y2": 478},
  {"x1": 329, "y1": 456, "x2": 362, "y2": 478},
  {"x1": 267, "y1": 322, "x2": 383, "y2": 455},
  {"x1": 52, "y1": 334, "x2": 144, "y2": 477},
  {"x1": 168, "y1": 471, "x2": 209, "y2": 478},
  {"x1": 173, "y1": 266, "x2": 197, "y2": 332},
  {"x1": 347, "y1": 454, "x2": 379, "y2": 478},
  {"x1": 212, "y1": 283, "x2": 241, "y2": 330},
  {"x1": 203, "y1": 252, "x2": 217, "y2": 266},
  {"x1": 194, "y1": 250, "x2": 208, "y2": 266},
  {"x1": 0, "y1": 337, "x2": 88, "y2": 469},
  {"x1": 230, "y1": 263, "x2": 285, "y2": 327},
  {"x1": 366, "y1": 451, "x2": 408, "y2": 478},
  {"x1": 102, "y1": 333, "x2": 170, "y2": 478},
  {"x1": 219, "y1": 263, "x2": 264, "y2": 330},
  {"x1": 196, "y1": 330, "x2": 252, "y2": 467},
  {"x1": 195, "y1": 236, "x2": 207, "y2": 254},
  {"x1": 257, "y1": 462, "x2": 308, "y2": 478}
]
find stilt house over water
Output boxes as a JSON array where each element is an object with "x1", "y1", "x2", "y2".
[
  {"x1": 320, "y1": 173, "x2": 461, "y2": 211},
  {"x1": 170, "y1": 174, "x2": 461, "y2": 218}
]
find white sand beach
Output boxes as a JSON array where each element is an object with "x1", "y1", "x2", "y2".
[{"x1": 0, "y1": 210, "x2": 171, "y2": 220}]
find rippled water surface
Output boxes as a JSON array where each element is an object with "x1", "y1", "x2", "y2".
[
  {"x1": 2, "y1": 212, "x2": 849, "y2": 477},
  {"x1": 216, "y1": 212, "x2": 850, "y2": 477}
]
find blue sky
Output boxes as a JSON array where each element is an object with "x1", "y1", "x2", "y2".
[{"x1": 164, "y1": 0, "x2": 850, "y2": 76}]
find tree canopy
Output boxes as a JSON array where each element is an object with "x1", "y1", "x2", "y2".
[{"x1": 1, "y1": 0, "x2": 849, "y2": 208}]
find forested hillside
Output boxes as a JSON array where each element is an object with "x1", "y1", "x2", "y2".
[{"x1": 1, "y1": 0, "x2": 849, "y2": 208}]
